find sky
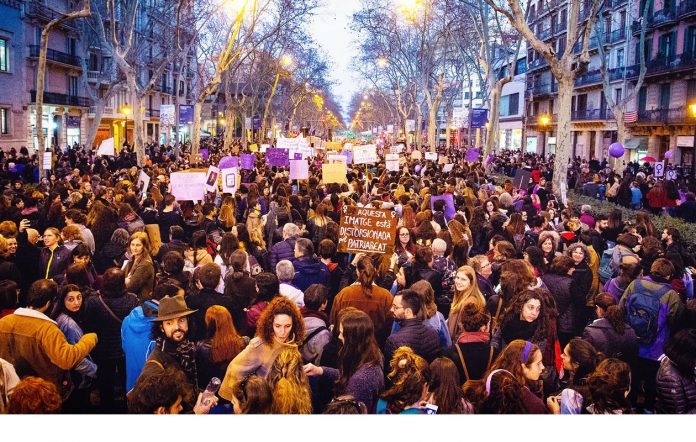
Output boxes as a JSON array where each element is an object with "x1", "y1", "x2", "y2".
[{"x1": 308, "y1": 0, "x2": 363, "y2": 125}]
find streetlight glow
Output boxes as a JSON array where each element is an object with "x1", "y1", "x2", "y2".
[
  {"x1": 377, "y1": 57, "x2": 388, "y2": 68},
  {"x1": 121, "y1": 105, "x2": 132, "y2": 117},
  {"x1": 690, "y1": 102, "x2": 696, "y2": 118},
  {"x1": 539, "y1": 114, "x2": 550, "y2": 126},
  {"x1": 281, "y1": 54, "x2": 293, "y2": 67}
]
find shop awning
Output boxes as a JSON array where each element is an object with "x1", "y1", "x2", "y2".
[{"x1": 624, "y1": 137, "x2": 648, "y2": 149}]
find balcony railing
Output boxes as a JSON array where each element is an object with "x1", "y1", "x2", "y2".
[
  {"x1": 28, "y1": 45, "x2": 81, "y2": 67},
  {"x1": 527, "y1": 57, "x2": 549, "y2": 70},
  {"x1": 611, "y1": 0, "x2": 628, "y2": 8},
  {"x1": 87, "y1": 71, "x2": 101, "y2": 82},
  {"x1": 636, "y1": 107, "x2": 691, "y2": 124},
  {"x1": 631, "y1": 53, "x2": 696, "y2": 77},
  {"x1": 575, "y1": 70, "x2": 603, "y2": 87},
  {"x1": 528, "y1": 82, "x2": 558, "y2": 96},
  {"x1": 631, "y1": 16, "x2": 654, "y2": 34},
  {"x1": 537, "y1": 27, "x2": 552, "y2": 41},
  {"x1": 608, "y1": 64, "x2": 639, "y2": 81},
  {"x1": 156, "y1": 85, "x2": 173, "y2": 94},
  {"x1": 653, "y1": 9, "x2": 678, "y2": 27},
  {"x1": 24, "y1": 1, "x2": 78, "y2": 31},
  {"x1": 148, "y1": 109, "x2": 160, "y2": 117},
  {"x1": 679, "y1": 0, "x2": 696, "y2": 18},
  {"x1": 573, "y1": 36, "x2": 599, "y2": 53},
  {"x1": 572, "y1": 108, "x2": 610, "y2": 121},
  {"x1": 609, "y1": 28, "x2": 626, "y2": 44},
  {"x1": 30, "y1": 90, "x2": 90, "y2": 107}
]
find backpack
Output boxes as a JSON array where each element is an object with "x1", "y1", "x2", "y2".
[
  {"x1": 521, "y1": 230, "x2": 539, "y2": 253},
  {"x1": 598, "y1": 246, "x2": 615, "y2": 282},
  {"x1": 299, "y1": 325, "x2": 328, "y2": 363},
  {"x1": 625, "y1": 280, "x2": 670, "y2": 345}
]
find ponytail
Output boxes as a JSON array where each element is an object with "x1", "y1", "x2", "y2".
[
  {"x1": 604, "y1": 305, "x2": 626, "y2": 335},
  {"x1": 356, "y1": 256, "x2": 376, "y2": 296}
]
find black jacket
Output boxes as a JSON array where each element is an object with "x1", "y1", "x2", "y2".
[
  {"x1": 270, "y1": 237, "x2": 297, "y2": 270},
  {"x1": 582, "y1": 318, "x2": 638, "y2": 364},
  {"x1": 384, "y1": 318, "x2": 441, "y2": 365},
  {"x1": 542, "y1": 273, "x2": 585, "y2": 335},
  {"x1": 185, "y1": 288, "x2": 237, "y2": 341},
  {"x1": 656, "y1": 356, "x2": 696, "y2": 414},
  {"x1": 85, "y1": 292, "x2": 139, "y2": 360},
  {"x1": 406, "y1": 267, "x2": 443, "y2": 301}
]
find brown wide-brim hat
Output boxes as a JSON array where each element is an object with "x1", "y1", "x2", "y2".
[{"x1": 150, "y1": 294, "x2": 197, "y2": 322}]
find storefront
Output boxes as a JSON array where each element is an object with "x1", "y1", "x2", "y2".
[{"x1": 66, "y1": 116, "x2": 80, "y2": 146}]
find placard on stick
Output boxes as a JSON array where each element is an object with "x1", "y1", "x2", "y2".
[
  {"x1": 337, "y1": 205, "x2": 398, "y2": 255},
  {"x1": 513, "y1": 169, "x2": 532, "y2": 190}
]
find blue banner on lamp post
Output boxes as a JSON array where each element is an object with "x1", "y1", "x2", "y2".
[
  {"x1": 178, "y1": 105, "x2": 194, "y2": 125},
  {"x1": 469, "y1": 108, "x2": 488, "y2": 129}
]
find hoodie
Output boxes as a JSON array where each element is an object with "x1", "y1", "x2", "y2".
[{"x1": 121, "y1": 301, "x2": 159, "y2": 392}]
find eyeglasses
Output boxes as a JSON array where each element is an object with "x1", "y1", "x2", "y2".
[{"x1": 390, "y1": 304, "x2": 404, "y2": 311}]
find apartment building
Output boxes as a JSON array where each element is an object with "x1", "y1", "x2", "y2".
[{"x1": 492, "y1": 54, "x2": 527, "y2": 151}]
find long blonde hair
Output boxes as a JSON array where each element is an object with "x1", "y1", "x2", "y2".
[
  {"x1": 266, "y1": 348, "x2": 312, "y2": 414},
  {"x1": 450, "y1": 265, "x2": 485, "y2": 314}
]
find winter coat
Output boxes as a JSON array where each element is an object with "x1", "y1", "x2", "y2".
[
  {"x1": 656, "y1": 356, "x2": 696, "y2": 414},
  {"x1": 443, "y1": 341, "x2": 497, "y2": 383},
  {"x1": 39, "y1": 245, "x2": 72, "y2": 284},
  {"x1": 195, "y1": 336, "x2": 249, "y2": 390},
  {"x1": 619, "y1": 276, "x2": 684, "y2": 361},
  {"x1": 121, "y1": 302, "x2": 159, "y2": 392},
  {"x1": 185, "y1": 288, "x2": 237, "y2": 341},
  {"x1": 0, "y1": 308, "x2": 97, "y2": 397},
  {"x1": 93, "y1": 242, "x2": 127, "y2": 274},
  {"x1": 280, "y1": 283, "x2": 304, "y2": 307},
  {"x1": 84, "y1": 292, "x2": 139, "y2": 361},
  {"x1": 582, "y1": 318, "x2": 638, "y2": 363},
  {"x1": 384, "y1": 318, "x2": 441, "y2": 365},
  {"x1": 124, "y1": 255, "x2": 155, "y2": 301},
  {"x1": 56, "y1": 313, "x2": 98, "y2": 381},
  {"x1": 322, "y1": 363, "x2": 384, "y2": 413},
  {"x1": 330, "y1": 284, "x2": 394, "y2": 346},
  {"x1": 270, "y1": 236, "x2": 297, "y2": 270},
  {"x1": 301, "y1": 315, "x2": 330, "y2": 364},
  {"x1": 292, "y1": 257, "x2": 330, "y2": 292},
  {"x1": 542, "y1": 273, "x2": 585, "y2": 335}
]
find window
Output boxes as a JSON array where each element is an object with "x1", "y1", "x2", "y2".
[
  {"x1": 615, "y1": 88, "x2": 623, "y2": 103},
  {"x1": 560, "y1": 9, "x2": 567, "y2": 28},
  {"x1": 68, "y1": 76, "x2": 78, "y2": 96},
  {"x1": 1, "y1": 108, "x2": 7, "y2": 134},
  {"x1": 659, "y1": 83, "x2": 671, "y2": 109},
  {"x1": 515, "y1": 58, "x2": 527, "y2": 75},
  {"x1": 686, "y1": 26, "x2": 696, "y2": 59},
  {"x1": 638, "y1": 86, "x2": 647, "y2": 112},
  {"x1": 0, "y1": 38, "x2": 7, "y2": 72},
  {"x1": 616, "y1": 48, "x2": 624, "y2": 68},
  {"x1": 687, "y1": 80, "x2": 696, "y2": 103},
  {"x1": 67, "y1": 37, "x2": 76, "y2": 56},
  {"x1": 508, "y1": 93, "x2": 519, "y2": 115}
]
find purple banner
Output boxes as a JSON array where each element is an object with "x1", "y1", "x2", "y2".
[
  {"x1": 430, "y1": 194, "x2": 456, "y2": 220},
  {"x1": 240, "y1": 154, "x2": 255, "y2": 170},
  {"x1": 218, "y1": 155, "x2": 238, "y2": 170},
  {"x1": 267, "y1": 148, "x2": 289, "y2": 167},
  {"x1": 253, "y1": 116, "x2": 261, "y2": 130},
  {"x1": 179, "y1": 105, "x2": 194, "y2": 125},
  {"x1": 342, "y1": 150, "x2": 353, "y2": 164},
  {"x1": 199, "y1": 149, "x2": 209, "y2": 161},
  {"x1": 465, "y1": 148, "x2": 479, "y2": 162}
]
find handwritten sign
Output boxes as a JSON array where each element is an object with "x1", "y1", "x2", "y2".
[
  {"x1": 289, "y1": 159, "x2": 309, "y2": 180},
  {"x1": 218, "y1": 155, "x2": 238, "y2": 170},
  {"x1": 337, "y1": 205, "x2": 398, "y2": 255},
  {"x1": 443, "y1": 164, "x2": 454, "y2": 173},
  {"x1": 170, "y1": 171, "x2": 206, "y2": 201},
  {"x1": 353, "y1": 144, "x2": 378, "y2": 164},
  {"x1": 425, "y1": 152, "x2": 438, "y2": 161},
  {"x1": 322, "y1": 162, "x2": 347, "y2": 184},
  {"x1": 267, "y1": 148, "x2": 289, "y2": 167},
  {"x1": 328, "y1": 154, "x2": 348, "y2": 163},
  {"x1": 386, "y1": 153, "x2": 400, "y2": 172}
]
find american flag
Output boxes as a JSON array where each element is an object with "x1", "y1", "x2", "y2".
[{"x1": 624, "y1": 111, "x2": 638, "y2": 123}]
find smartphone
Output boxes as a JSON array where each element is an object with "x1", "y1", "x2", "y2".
[
  {"x1": 424, "y1": 403, "x2": 438, "y2": 414},
  {"x1": 686, "y1": 267, "x2": 693, "y2": 275}
]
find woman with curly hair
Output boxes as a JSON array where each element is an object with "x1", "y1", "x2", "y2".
[
  {"x1": 538, "y1": 230, "x2": 561, "y2": 265},
  {"x1": 218, "y1": 296, "x2": 305, "y2": 402},
  {"x1": 586, "y1": 358, "x2": 633, "y2": 414},
  {"x1": 376, "y1": 347, "x2": 432, "y2": 414},
  {"x1": 86, "y1": 201, "x2": 119, "y2": 251},
  {"x1": 266, "y1": 348, "x2": 312, "y2": 414},
  {"x1": 492, "y1": 289, "x2": 553, "y2": 355}
]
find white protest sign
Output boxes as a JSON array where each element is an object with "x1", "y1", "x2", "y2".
[
  {"x1": 289, "y1": 160, "x2": 309, "y2": 179},
  {"x1": 353, "y1": 144, "x2": 378, "y2": 164},
  {"x1": 390, "y1": 146, "x2": 398, "y2": 154},
  {"x1": 291, "y1": 145, "x2": 313, "y2": 159},
  {"x1": 170, "y1": 172, "x2": 206, "y2": 201},
  {"x1": 386, "y1": 153, "x2": 400, "y2": 172},
  {"x1": 138, "y1": 170, "x2": 150, "y2": 200},
  {"x1": 425, "y1": 152, "x2": 438, "y2": 161},
  {"x1": 97, "y1": 137, "x2": 115, "y2": 156},
  {"x1": 666, "y1": 169, "x2": 676, "y2": 180},
  {"x1": 221, "y1": 168, "x2": 238, "y2": 194},
  {"x1": 328, "y1": 154, "x2": 348, "y2": 163},
  {"x1": 411, "y1": 150, "x2": 422, "y2": 160},
  {"x1": 260, "y1": 144, "x2": 269, "y2": 153},
  {"x1": 443, "y1": 164, "x2": 454, "y2": 173},
  {"x1": 205, "y1": 166, "x2": 220, "y2": 193},
  {"x1": 654, "y1": 161, "x2": 665, "y2": 177},
  {"x1": 42, "y1": 151, "x2": 52, "y2": 170}
]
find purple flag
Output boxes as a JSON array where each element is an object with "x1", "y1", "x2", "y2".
[
  {"x1": 267, "y1": 148, "x2": 289, "y2": 167},
  {"x1": 465, "y1": 148, "x2": 480, "y2": 162},
  {"x1": 240, "y1": 154, "x2": 255, "y2": 170}
]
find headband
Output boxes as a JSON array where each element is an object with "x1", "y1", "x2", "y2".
[
  {"x1": 485, "y1": 369, "x2": 514, "y2": 395},
  {"x1": 522, "y1": 341, "x2": 533, "y2": 363}
]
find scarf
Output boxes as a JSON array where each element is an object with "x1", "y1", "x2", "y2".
[
  {"x1": 157, "y1": 336, "x2": 198, "y2": 390},
  {"x1": 301, "y1": 308, "x2": 329, "y2": 325},
  {"x1": 457, "y1": 330, "x2": 490, "y2": 344},
  {"x1": 502, "y1": 316, "x2": 538, "y2": 345}
]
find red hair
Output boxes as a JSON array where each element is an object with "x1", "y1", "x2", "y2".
[
  {"x1": 205, "y1": 305, "x2": 246, "y2": 363},
  {"x1": 7, "y1": 376, "x2": 62, "y2": 414}
]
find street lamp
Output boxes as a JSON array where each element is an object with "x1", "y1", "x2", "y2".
[
  {"x1": 539, "y1": 114, "x2": 550, "y2": 159},
  {"x1": 690, "y1": 102, "x2": 696, "y2": 180},
  {"x1": 121, "y1": 104, "x2": 132, "y2": 145},
  {"x1": 281, "y1": 54, "x2": 293, "y2": 67},
  {"x1": 377, "y1": 57, "x2": 388, "y2": 68}
]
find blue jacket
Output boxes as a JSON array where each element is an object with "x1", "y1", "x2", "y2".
[
  {"x1": 270, "y1": 237, "x2": 297, "y2": 270},
  {"x1": 121, "y1": 302, "x2": 158, "y2": 392},
  {"x1": 292, "y1": 257, "x2": 330, "y2": 292},
  {"x1": 620, "y1": 277, "x2": 684, "y2": 361},
  {"x1": 631, "y1": 187, "x2": 642, "y2": 205}
]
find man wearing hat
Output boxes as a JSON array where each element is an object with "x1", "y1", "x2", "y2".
[{"x1": 135, "y1": 295, "x2": 199, "y2": 393}]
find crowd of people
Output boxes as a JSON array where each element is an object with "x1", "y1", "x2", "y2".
[{"x1": 0, "y1": 139, "x2": 694, "y2": 415}]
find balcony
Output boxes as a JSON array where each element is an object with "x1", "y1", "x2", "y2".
[
  {"x1": 575, "y1": 70, "x2": 603, "y2": 87},
  {"x1": 527, "y1": 57, "x2": 549, "y2": 71},
  {"x1": 608, "y1": 28, "x2": 626, "y2": 44},
  {"x1": 610, "y1": 0, "x2": 628, "y2": 8},
  {"x1": 679, "y1": 0, "x2": 696, "y2": 19},
  {"x1": 572, "y1": 108, "x2": 610, "y2": 121},
  {"x1": 87, "y1": 71, "x2": 101, "y2": 82},
  {"x1": 636, "y1": 107, "x2": 691, "y2": 124},
  {"x1": 632, "y1": 53, "x2": 696, "y2": 77},
  {"x1": 30, "y1": 90, "x2": 90, "y2": 107},
  {"x1": 631, "y1": 17, "x2": 654, "y2": 35},
  {"x1": 24, "y1": 1, "x2": 78, "y2": 31},
  {"x1": 537, "y1": 27, "x2": 552, "y2": 41},
  {"x1": 527, "y1": 82, "x2": 558, "y2": 97},
  {"x1": 573, "y1": 36, "x2": 599, "y2": 53},
  {"x1": 28, "y1": 45, "x2": 81, "y2": 67},
  {"x1": 653, "y1": 9, "x2": 678, "y2": 28},
  {"x1": 145, "y1": 109, "x2": 160, "y2": 118},
  {"x1": 608, "y1": 64, "x2": 639, "y2": 81},
  {"x1": 156, "y1": 85, "x2": 173, "y2": 94}
]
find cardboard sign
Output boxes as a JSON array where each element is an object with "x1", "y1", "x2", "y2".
[
  {"x1": 442, "y1": 164, "x2": 454, "y2": 173},
  {"x1": 411, "y1": 150, "x2": 422, "y2": 160},
  {"x1": 170, "y1": 171, "x2": 206, "y2": 201},
  {"x1": 97, "y1": 138, "x2": 115, "y2": 156},
  {"x1": 654, "y1": 161, "x2": 665, "y2": 177},
  {"x1": 430, "y1": 194, "x2": 456, "y2": 220},
  {"x1": 386, "y1": 153, "x2": 400, "y2": 172},
  {"x1": 513, "y1": 169, "x2": 532, "y2": 190},
  {"x1": 267, "y1": 148, "x2": 289, "y2": 167},
  {"x1": 240, "y1": 154, "x2": 255, "y2": 170},
  {"x1": 322, "y1": 162, "x2": 348, "y2": 184},
  {"x1": 425, "y1": 152, "x2": 438, "y2": 161},
  {"x1": 465, "y1": 148, "x2": 480, "y2": 162},
  {"x1": 353, "y1": 144, "x2": 378, "y2": 164},
  {"x1": 290, "y1": 145, "x2": 313, "y2": 160},
  {"x1": 221, "y1": 168, "x2": 238, "y2": 194},
  {"x1": 289, "y1": 159, "x2": 309, "y2": 180},
  {"x1": 218, "y1": 155, "x2": 238, "y2": 170},
  {"x1": 137, "y1": 170, "x2": 150, "y2": 198},
  {"x1": 667, "y1": 169, "x2": 677, "y2": 180},
  {"x1": 327, "y1": 141, "x2": 343, "y2": 151},
  {"x1": 328, "y1": 154, "x2": 348, "y2": 163},
  {"x1": 205, "y1": 166, "x2": 220, "y2": 193},
  {"x1": 337, "y1": 205, "x2": 398, "y2": 255}
]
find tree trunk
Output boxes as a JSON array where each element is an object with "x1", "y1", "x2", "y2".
[
  {"x1": 261, "y1": 71, "x2": 280, "y2": 143},
  {"x1": 445, "y1": 111, "x2": 451, "y2": 151},
  {"x1": 552, "y1": 77, "x2": 574, "y2": 196},
  {"x1": 86, "y1": 100, "x2": 105, "y2": 148},
  {"x1": 224, "y1": 108, "x2": 236, "y2": 150},
  {"x1": 428, "y1": 105, "x2": 437, "y2": 150},
  {"x1": 484, "y1": 83, "x2": 503, "y2": 158},
  {"x1": 415, "y1": 110, "x2": 422, "y2": 150},
  {"x1": 192, "y1": 100, "x2": 204, "y2": 155}
]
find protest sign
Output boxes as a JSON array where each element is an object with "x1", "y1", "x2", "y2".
[
  {"x1": 425, "y1": 152, "x2": 438, "y2": 161},
  {"x1": 430, "y1": 194, "x2": 456, "y2": 220},
  {"x1": 386, "y1": 153, "x2": 400, "y2": 172},
  {"x1": 654, "y1": 161, "x2": 664, "y2": 177},
  {"x1": 290, "y1": 145, "x2": 313, "y2": 159},
  {"x1": 387, "y1": 124, "x2": 394, "y2": 133},
  {"x1": 465, "y1": 148, "x2": 480, "y2": 162},
  {"x1": 327, "y1": 141, "x2": 343, "y2": 151},
  {"x1": 43, "y1": 151, "x2": 53, "y2": 170},
  {"x1": 322, "y1": 162, "x2": 348, "y2": 184},
  {"x1": 221, "y1": 168, "x2": 238, "y2": 194},
  {"x1": 667, "y1": 169, "x2": 677, "y2": 180},
  {"x1": 137, "y1": 170, "x2": 150, "y2": 199},
  {"x1": 199, "y1": 149, "x2": 209, "y2": 161},
  {"x1": 97, "y1": 138, "x2": 115, "y2": 157},
  {"x1": 513, "y1": 169, "x2": 532, "y2": 190},
  {"x1": 337, "y1": 205, "x2": 398, "y2": 255},
  {"x1": 353, "y1": 144, "x2": 378, "y2": 164},
  {"x1": 218, "y1": 155, "x2": 238, "y2": 170},
  {"x1": 240, "y1": 154, "x2": 255, "y2": 170},
  {"x1": 289, "y1": 160, "x2": 309, "y2": 180},
  {"x1": 170, "y1": 171, "x2": 206, "y2": 201},
  {"x1": 159, "y1": 105, "x2": 175, "y2": 126},
  {"x1": 328, "y1": 154, "x2": 348, "y2": 163},
  {"x1": 411, "y1": 150, "x2": 422, "y2": 160},
  {"x1": 442, "y1": 164, "x2": 454, "y2": 173},
  {"x1": 205, "y1": 166, "x2": 220, "y2": 193},
  {"x1": 267, "y1": 148, "x2": 289, "y2": 167}
]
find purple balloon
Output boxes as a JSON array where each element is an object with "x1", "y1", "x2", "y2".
[
  {"x1": 414, "y1": 164, "x2": 421, "y2": 173},
  {"x1": 609, "y1": 143, "x2": 625, "y2": 158},
  {"x1": 665, "y1": 150, "x2": 673, "y2": 159}
]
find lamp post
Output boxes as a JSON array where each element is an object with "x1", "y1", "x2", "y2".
[
  {"x1": 539, "y1": 114, "x2": 550, "y2": 159},
  {"x1": 121, "y1": 104, "x2": 132, "y2": 146},
  {"x1": 690, "y1": 102, "x2": 696, "y2": 181}
]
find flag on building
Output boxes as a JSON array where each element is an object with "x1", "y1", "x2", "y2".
[{"x1": 624, "y1": 111, "x2": 638, "y2": 123}]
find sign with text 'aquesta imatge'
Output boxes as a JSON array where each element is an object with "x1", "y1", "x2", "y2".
[{"x1": 338, "y1": 206, "x2": 397, "y2": 255}]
